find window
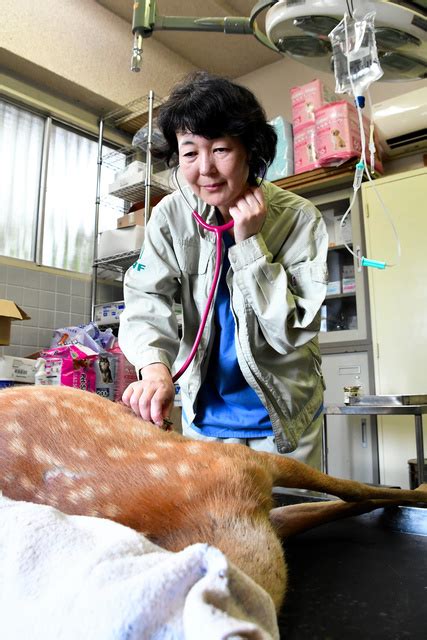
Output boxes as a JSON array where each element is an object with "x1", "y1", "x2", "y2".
[
  {"x1": 0, "y1": 99, "x2": 121, "y2": 273},
  {"x1": 0, "y1": 101, "x2": 44, "y2": 261}
]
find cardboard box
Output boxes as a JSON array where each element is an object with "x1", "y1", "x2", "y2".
[
  {"x1": 293, "y1": 122, "x2": 320, "y2": 174},
  {"x1": 265, "y1": 116, "x2": 294, "y2": 181},
  {"x1": 327, "y1": 281, "x2": 341, "y2": 296},
  {"x1": 291, "y1": 79, "x2": 335, "y2": 130},
  {"x1": 94, "y1": 301, "x2": 125, "y2": 326},
  {"x1": 0, "y1": 355, "x2": 36, "y2": 383},
  {"x1": 117, "y1": 209, "x2": 145, "y2": 229},
  {"x1": 0, "y1": 300, "x2": 31, "y2": 346},
  {"x1": 98, "y1": 226, "x2": 145, "y2": 259},
  {"x1": 334, "y1": 214, "x2": 353, "y2": 244}
]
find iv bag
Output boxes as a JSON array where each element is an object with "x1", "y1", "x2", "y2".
[{"x1": 329, "y1": 12, "x2": 383, "y2": 96}]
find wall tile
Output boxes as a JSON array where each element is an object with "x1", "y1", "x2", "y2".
[
  {"x1": 21, "y1": 326, "x2": 39, "y2": 347},
  {"x1": 39, "y1": 309, "x2": 55, "y2": 329},
  {"x1": 85, "y1": 280, "x2": 93, "y2": 299},
  {"x1": 25, "y1": 307, "x2": 40, "y2": 327},
  {"x1": 9, "y1": 323, "x2": 23, "y2": 345},
  {"x1": 25, "y1": 269, "x2": 41, "y2": 289},
  {"x1": 72, "y1": 296, "x2": 89, "y2": 316},
  {"x1": 39, "y1": 328, "x2": 54, "y2": 348},
  {"x1": 0, "y1": 283, "x2": 6, "y2": 298},
  {"x1": 71, "y1": 312, "x2": 90, "y2": 326},
  {"x1": 39, "y1": 290, "x2": 55, "y2": 310},
  {"x1": 2, "y1": 345, "x2": 20, "y2": 356},
  {"x1": 0, "y1": 264, "x2": 7, "y2": 286},
  {"x1": 23, "y1": 288, "x2": 40, "y2": 308},
  {"x1": 55, "y1": 311, "x2": 70, "y2": 329},
  {"x1": 39, "y1": 272, "x2": 56, "y2": 292},
  {"x1": 56, "y1": 277, "x2": 71, "y2": 294},
  {"x1": 6, "y1": 285, "x2": 24, "y2": 305},
  {"x1": 56, "y1": 293, "x2": 71, "y2": 313},
  {"x1": 7, "y1": 266, "x2": 25, "y2": 286},
  {"x1": 71, "y1": 279, "x2": 86, "y2": 297}
]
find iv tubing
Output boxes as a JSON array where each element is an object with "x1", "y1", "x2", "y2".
[{"x1": 339, "y1": 13, "x2": 400, "y2": 268}]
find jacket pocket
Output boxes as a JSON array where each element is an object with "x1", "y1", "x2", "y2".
[{"x1": 175, "y1": 238, "x2": 214, "y2": 274}]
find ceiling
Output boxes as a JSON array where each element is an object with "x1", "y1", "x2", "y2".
[{"x1": 96, "y1": 0, "x2": 281, "y2": 78}]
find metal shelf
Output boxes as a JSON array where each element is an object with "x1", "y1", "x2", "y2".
[
  {"x1": 104, "y1": 94, "x2": 165, "y2": 135},
  {"x1": 94, "y1": 250, "x2": 140, "y2": 272},
  {"x1": 108, "y1": 178, "x2": 170, "y2": 202}
]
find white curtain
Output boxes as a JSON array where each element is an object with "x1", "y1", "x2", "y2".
[{"x1": 0, "y1": 101, "x2": 44, "y2": 261}]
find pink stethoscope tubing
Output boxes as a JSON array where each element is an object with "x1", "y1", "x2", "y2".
[{"x1": 172, "y1": 210, "x2": 234, "y2": 383}]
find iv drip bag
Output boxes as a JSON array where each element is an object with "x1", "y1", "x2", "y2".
[{"x1": 329, "y1": 12, "x2": 384, "y2": 96}]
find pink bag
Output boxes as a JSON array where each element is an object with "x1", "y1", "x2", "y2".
[{"x1": 39, "y1": 345, "x2": 97, "y2": 392}]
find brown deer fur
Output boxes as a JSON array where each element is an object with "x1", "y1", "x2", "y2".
[{"x1": 1, "y1": 385, "x2": 426, "y2": 611}]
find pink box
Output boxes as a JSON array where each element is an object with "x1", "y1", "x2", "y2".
[
  {"x1": 291, "y1": 79, "x2": 335, "y2": 130},
  {"x1": 293, "y1": 122, "x2": 321, "y2": 174},
  {"x1": 315, "y1": 101, "x2": 384, "y2": 171},
  {"x1": 315, "y1": 101, "x2": 365, "y2": 167}
]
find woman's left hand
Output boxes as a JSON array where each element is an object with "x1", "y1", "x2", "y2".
[{"x1": 229, "y1": 186, "x2": 267, "y2": 244}]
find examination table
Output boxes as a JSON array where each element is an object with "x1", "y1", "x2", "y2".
[{"x1": 274, "y1": 492, "x2": 427, "y2": 639}]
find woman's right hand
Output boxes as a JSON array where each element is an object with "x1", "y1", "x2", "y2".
[{"x1": 122, "y1": 363, "x2": 175, "y2": 426}]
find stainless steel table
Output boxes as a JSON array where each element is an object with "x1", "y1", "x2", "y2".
[{"x1": 323, "y1": 401, "x2": 427, "y2": 485}]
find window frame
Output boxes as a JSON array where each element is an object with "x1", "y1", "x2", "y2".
[{"x1": 0, "y1": 95, "x2": 120, "y2": 274}]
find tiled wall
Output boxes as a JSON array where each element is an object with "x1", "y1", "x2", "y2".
[{"x1": 0, "y1": 262, "x2": 122, "y2": 358}]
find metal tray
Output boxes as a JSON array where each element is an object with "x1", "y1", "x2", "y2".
[{"x1": 349, "y1": 394, "x2": 427, "y2": 406}]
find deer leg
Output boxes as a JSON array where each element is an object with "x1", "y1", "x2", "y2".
[
  {"x1": 269, "y1": 497, "x2": 407, "y2": 539},
  {"x1": 267, "y1": 454, "x2": 427, "y2": 505}
]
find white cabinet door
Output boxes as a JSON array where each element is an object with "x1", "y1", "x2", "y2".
[
  {"x1": 322, "y1": 351, "x2": 377, "y2": 482},
  {"x1": 362, "y1": 167, "x2": 427, "y2": 488},
  {"x1": 311, "y1": 188, "x2": 370, "y2": 346}
]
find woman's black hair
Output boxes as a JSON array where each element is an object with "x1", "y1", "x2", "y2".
[{"x1": 156, "y1": 71, "x2": 277, "y2": 186}]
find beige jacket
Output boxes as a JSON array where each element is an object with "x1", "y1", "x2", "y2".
[{"x1": 119, "y1": 181, "x2": 328, "y2": 452}]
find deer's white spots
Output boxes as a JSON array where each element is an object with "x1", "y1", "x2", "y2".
[
  {"x1": 33, "y1": 445, "x2": 62, "y2": 467},
  {"x1": 157, "y1": 441, "x2": 173, "y2": 449},
  {"x1": 20, "y1": 476, "x2": 36, "y2": 491},
  {"x1": 93, "y1": 425, "x2": 113, "y2": 436},
  {"x1": 177, "y1": 462, "x2": 191, "y2": 476},
  {"x1": 10, "y1": 398, "x2": 30, "y2": 407},
  {"x1": 5, "y1": 420, "x2": 23, "y2": 435},
  {"x1": 104, "y1": 504, "x2": 121, "y2": 517},
  {"x1": 99, "y1": 483, "x2": 112, "y2": 495},
  {"x1": 186, "y1": 443, "x2": 202, "y2": 455},
  {"x1": 107, "y1": 447, "x2": 127, "y2": 459},
  {"x1": 48, "y1": 405, "x2": 60, "y2": 418},
  {"x1": 80, "y1": 485, "x2": 95, "y2": 500},
  {"x1": 143, "y1": 452, "x2": 158, "y2": 460},
  {"x1": 71, "y1": 447, "x2": 89, "y2": 459},
  {"x1": 9, "y1": 437, "x2": 27, "y2": 456},
  {"x1": 149, "y1": 464, "x2": 168, "y2": 479}
]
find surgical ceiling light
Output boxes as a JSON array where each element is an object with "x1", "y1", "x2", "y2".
[{"x1": 130, "y1": 0, "x2": 427, "y2": 81}]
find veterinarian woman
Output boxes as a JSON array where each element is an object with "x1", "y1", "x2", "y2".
[{"x1": 119, "y1": 71, "x2": 328, "y2": 469}]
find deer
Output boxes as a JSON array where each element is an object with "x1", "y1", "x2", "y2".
[{"x1": 1, "y1": 384, "x2": 426, "y2": 612}]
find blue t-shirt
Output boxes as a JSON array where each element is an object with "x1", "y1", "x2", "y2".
[{"x1": 191, "y1": 231, "x2": 273, "y2": 438}]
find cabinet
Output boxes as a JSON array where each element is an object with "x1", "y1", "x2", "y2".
[
  {"x1": 308, "y1": 188, "x2": 377, "y2": 482},
  {"x1": 322, "y1": 351, "x2": 378, "y2": 483},
  {"x1": 278, "y1": 176, "x2": 377, "y2": 481},
  {"x1": 310, "y1": 188, "x2": 371, "y2": 347},
  {"x1": 362, "y1": 167, "x2": 427, "y2": 488},
  {"x1": 90, "y1": 92, "x2": 170, "y2": 322}
]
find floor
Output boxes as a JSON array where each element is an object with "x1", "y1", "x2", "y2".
[{"x1": 275, "y1": 505, "x2": 427, "y2": 639}]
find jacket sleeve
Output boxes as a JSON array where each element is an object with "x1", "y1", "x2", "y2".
[
  {"x1": 118, "y1": 208, "x2": 181, "y2": 374},
  {"x1": 228, "y1": 204, "x2": 328, "y2": 354}
]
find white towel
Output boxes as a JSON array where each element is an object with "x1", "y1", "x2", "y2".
[{"x1": 0, "y1": 496, "x2": 279, "y2": 639}]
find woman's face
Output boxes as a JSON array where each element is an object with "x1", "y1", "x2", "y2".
[{"x1": 176, "y1": 132, "x2": 250, "y2": 216}]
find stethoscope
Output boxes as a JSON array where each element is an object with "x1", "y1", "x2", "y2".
[{"x1": 171, "y1": 166, "x2": 234, "y2": 382}]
